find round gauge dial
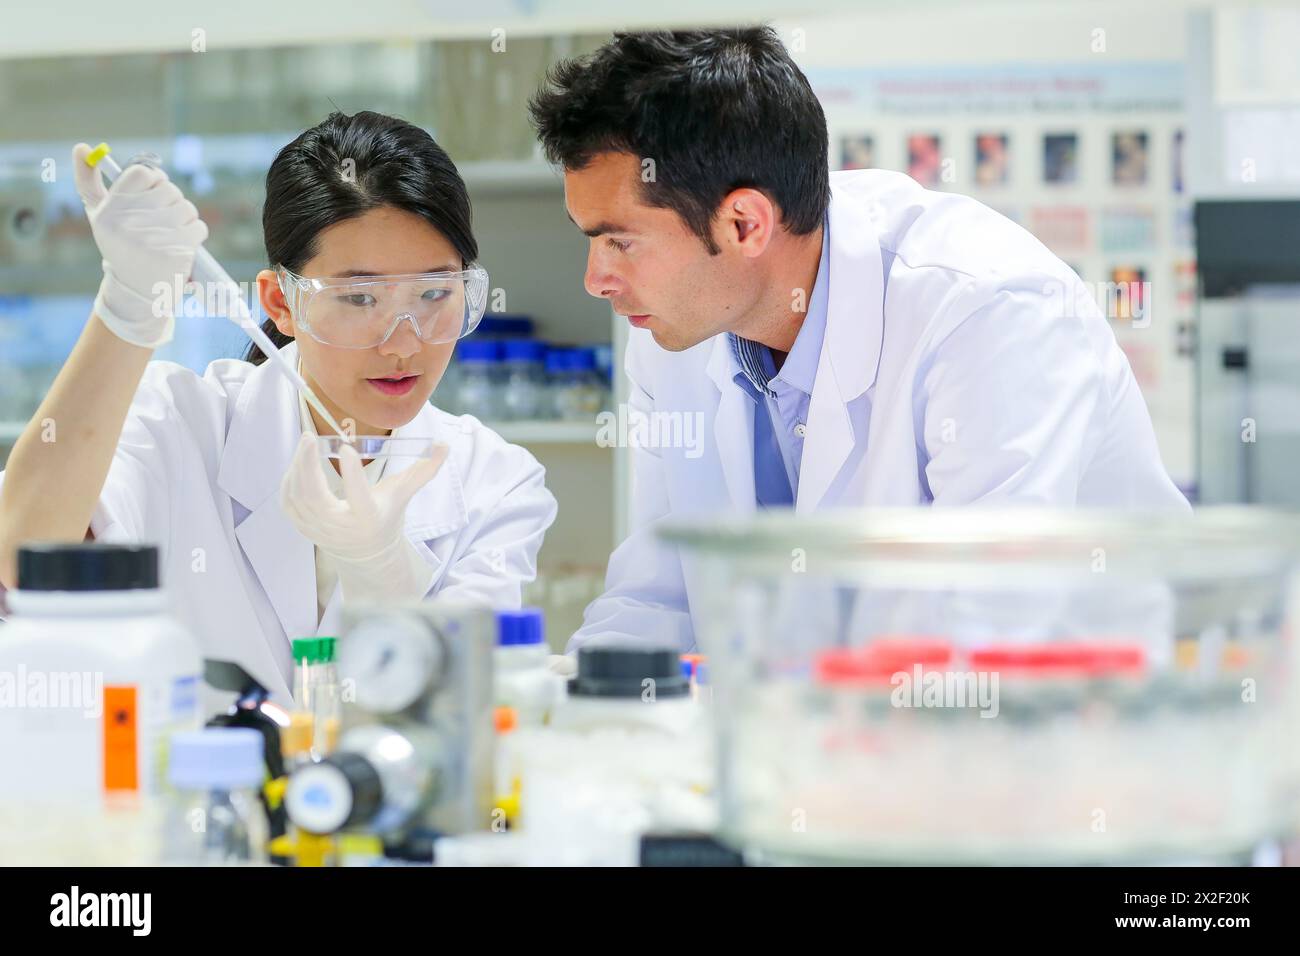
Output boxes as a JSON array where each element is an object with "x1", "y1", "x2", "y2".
[{"x1": 337, "y1": 615, "x2": 443, "y2": 714}]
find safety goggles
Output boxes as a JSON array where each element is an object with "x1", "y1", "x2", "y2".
[{"x1": 276, "y1": 265, "x2": 489, "y2": 349}]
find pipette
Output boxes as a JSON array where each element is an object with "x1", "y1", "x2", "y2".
[{"x1": 83, "y1": 142, "x2": 351, "y2": 441}]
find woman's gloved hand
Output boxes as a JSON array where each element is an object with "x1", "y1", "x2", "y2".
[
  {"x1": 280, "y1": 434, "x2": 451, "y2": 603},
  {"x1": 546, "y1": 654, "x2": 578, "y2": 678},
  {"x1": 72, "y1": 142, "x2": 209, "y2": 348}
]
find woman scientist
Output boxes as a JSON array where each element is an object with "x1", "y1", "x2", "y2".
[{"x1": 0, "y1": 111, "x2": 558, "y2": 704}]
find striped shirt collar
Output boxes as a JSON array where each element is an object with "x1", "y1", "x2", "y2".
[
  {"x1": 727, "y1": 218, "x2": 831, "y2": 401},
  {"x1": 729, "y1": 334, "x2": 778, "y2": 399}
]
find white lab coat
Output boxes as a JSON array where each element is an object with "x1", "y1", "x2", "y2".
[
  {"x1": 0, "y1": 341, "x2": 558, "y2": 705},
  {"x1": 572, "y1": 169, "x2": 1189, "y2": 652}
]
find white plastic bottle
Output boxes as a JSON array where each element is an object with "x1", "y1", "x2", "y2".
[
  {"x1": 549, "y1": 642, "x2": 698, "y2": 736},
  {"x1": 518, "y1": 642, "x2": 711, "y2": 866},
  {"x1": 0, "y1": 542, "x2": 203, "y2": 864},
  {"x1": 494, "y1": 607, "x2": 562, "y2": 726}
]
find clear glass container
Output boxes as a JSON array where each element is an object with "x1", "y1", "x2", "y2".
[
  {"x1": 545, "y1": 349, "x2": 575, "y2": 420},
  {"x1": 572, "y1": 347, "x2": 608, "y2": 416},
  {"x1": 499, "y1": 340, "x2": 548, "y2": 421},
  {"x1": 550, "y1": 348, "x2": 605, "y2": 421},
  {"x1": 659, "y1": 507, "x2": 1300, "y2": 865},
  {"x1": 316, "y1": 436, "x2": 439, "y2": 461},
  {"x1": 163, "y1": 728, "x2": 269, "y2": 865},
  {"x1": 453, "y1": 340, "x2": 502, "y2": 420}
]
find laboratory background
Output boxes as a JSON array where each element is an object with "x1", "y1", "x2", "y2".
[
  {"x1": 5, "y1": 2, "x2": 1300, "y2": 635},
  {"x1": 1, "y1": 0, "x2": 1299, "y2": 878}
]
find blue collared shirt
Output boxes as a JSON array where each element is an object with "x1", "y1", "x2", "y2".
[{"x1": 727, "y1": 221, "x2": 831, "y2": 509}]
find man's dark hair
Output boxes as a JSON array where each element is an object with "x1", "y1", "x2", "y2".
[{"x1": 529, "y1": 27, "x2": 829, "y2": 255}]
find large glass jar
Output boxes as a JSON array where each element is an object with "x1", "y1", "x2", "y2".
[{"x1": 659, "y1": 507, "x2": 1300, "y2": 864}]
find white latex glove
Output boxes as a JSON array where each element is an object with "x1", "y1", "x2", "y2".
[
  {"x1": 280, "y1": 434, "x2": 451, "y2": 603},
  {"x1": 547, "y1": 654, "x2": 578, "y2": 678},
  {"x1": 72, "y1": 142, "x2": 209, "y2": 348}
]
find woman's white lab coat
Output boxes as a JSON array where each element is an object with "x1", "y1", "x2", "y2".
[{"x1": 0, "y1": 341, "x2": 558, "y2": 704}]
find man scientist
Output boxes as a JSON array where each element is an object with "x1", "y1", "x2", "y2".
[{"x1": 528, "y1": 27, "x2": 1189, "y2": 652}]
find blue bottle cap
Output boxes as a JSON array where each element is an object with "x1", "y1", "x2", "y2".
[
  {"x1": 544, "y1": 349, "x2": 572, "y2": 373},
  {"x1": 497, "y1": 607, "x2": 545, "y2": 646},
  {"x1": 458, "y1": 340, "x2": 501, "y2": 363},
  {"x1": 502, "y1": 339, "x2": 546, "y2": 362},
  {"x1": 476, "y1": 316, "x2": 535, "y2": 337}
]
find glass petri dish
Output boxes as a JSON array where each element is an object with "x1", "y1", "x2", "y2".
[{"x1": 316, "y1": 436, "x2": 439, "y2": 460}]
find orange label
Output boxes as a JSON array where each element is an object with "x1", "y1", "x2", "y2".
[{"x1": 103, "y1": 686, "x2": 139, "y2": 792}]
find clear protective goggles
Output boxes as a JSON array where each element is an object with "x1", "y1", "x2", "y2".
[{"x1": 276, "y1": 265, "x2": 489, "y2": 350}]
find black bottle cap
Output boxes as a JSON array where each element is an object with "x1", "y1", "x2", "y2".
[
  {"x1": 569, "y1": 642, "x2": 689, "y2": 699},
  {"x1": 332, "y1": 752, "x2": 384, "y2": 827},
  {"x1": 639, "y1": 833, "x2": 746, "y2": 867},
  {"x1": 16, "y1": 542, "x2": 159, "y2": 592}
]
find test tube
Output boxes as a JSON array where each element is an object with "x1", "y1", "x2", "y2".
[
  {"x1": 312, "y1": 637, "x2": 340, "y2": 759},
  {"x1": 284, "y1": 638, "x2": 317, "y2": 766}
]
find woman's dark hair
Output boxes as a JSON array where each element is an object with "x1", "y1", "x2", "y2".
[
  {"x1": 528, "y1": 26, "x2": 829, "y2": 255},
  {"x1": 246, "y1": 110, "x2": 478, "y2": 363}
]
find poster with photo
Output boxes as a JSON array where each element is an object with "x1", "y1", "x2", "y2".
[
  {"x1": 1029, "y1": 206, "x2": 1090, "y2": 255},
  {"x1": 1043, "y1": 133, "x2": 1079, "y2": 185},
  {"x1": 1099, "y1": 205, "x2": 1158, "y2": 253},
  {"x1": 1109, "y1": 265, "x2": 1148, "y2": 323},
  {"x1": 907, "y1": 133, "x2": 943, "y2": 186},
  {"x1": 1112, "y1": 130, "x2": 1150, "y2": 186},
  {"x1": 840, "y1": 134, "x2": 875, "y2": 171},
  {"x1": 975, "y1": 132, "x2": 1010, "y2": 186}
]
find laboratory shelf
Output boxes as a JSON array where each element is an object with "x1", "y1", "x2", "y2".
[{"x1": 460, "y1": 161, "x2": 564, "y2": 195}]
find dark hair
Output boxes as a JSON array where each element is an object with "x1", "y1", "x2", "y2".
[
  {"x1": 528, "y1": 26, "x2": 829, "y2": 255},
  {"x1": 247, "y1": 110, "x2": 478, "y2": 363}
]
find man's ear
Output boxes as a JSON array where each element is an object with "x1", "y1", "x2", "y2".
[
  {"x1": 715, "y1": 187, "x2": 777, "y2": 259},
  {"x1": 256, "y1": 269, "x2": 295, "y2": 337}
]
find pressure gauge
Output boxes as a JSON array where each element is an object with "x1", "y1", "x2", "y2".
[{"x1": 337, "y1": 614, "x2": 445, "y2": 714}]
